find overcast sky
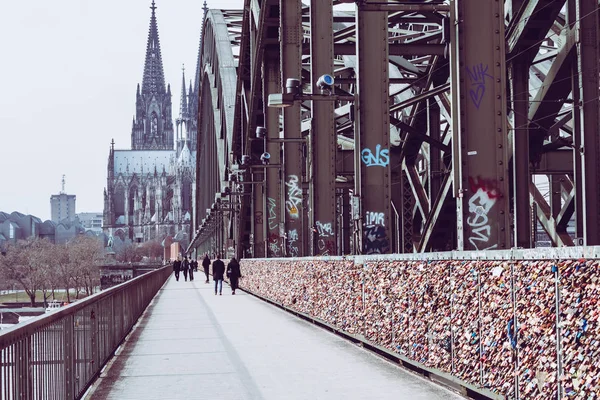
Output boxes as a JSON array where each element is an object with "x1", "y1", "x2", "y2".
[{"x1": 0, "y1": 0, "x2": 244, "y2": 221}]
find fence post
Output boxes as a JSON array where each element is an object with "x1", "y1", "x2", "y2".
[
  {"x1": 64, "y1": 315, "x2": 75, "y2": 399},
  {"x1": 554, "y1": 259, "x2": 563, "y2": 398},
  {"x1": 476, "y1": 259, "x2": 483, "y2": 386}
]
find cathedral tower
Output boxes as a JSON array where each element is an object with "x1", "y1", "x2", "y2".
[{"x1": 131, "y1": 0, "x2": 174, "y2": 150}]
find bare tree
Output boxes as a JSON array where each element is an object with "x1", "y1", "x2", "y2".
[
  {"x1": 0, "y1": 238, "x2": 52, "y2": 306},
  {"x1": 116, "y1": 240, "x2": 141, "y2": 263},
  {"x1": 68, "y1": 236, "x2": 103, "y2": 296}
]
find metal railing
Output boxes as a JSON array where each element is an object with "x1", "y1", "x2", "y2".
[{"x1": 0, "y1": 265, "x2": 171, "y2": 400}]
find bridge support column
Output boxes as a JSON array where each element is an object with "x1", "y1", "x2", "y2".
[
  {"x1": 309, "y1": 0, "x2": 337, "y2": 256},
  {"x1": 280, "y1": 0, "x2": 304, "y2": 257},
  {"x1": 574, "y1": 0, "x2": 600, "y2": 245},
  {"x1": 355, "y1": 3, "x2": 391, "y2": 255},
  {"x1": 264, "y1": 56, "x2": 283, "y2": 257},
  {"x1": 451, "y1": 0, "x2": 510, "y2": 251}
]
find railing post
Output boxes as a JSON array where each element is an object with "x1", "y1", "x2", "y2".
[
  {"x1": 64, "y1": 315, "x2": 75, "y2": 399},
  {"x1": 90, "y1": 308, "x2": 99, "y2": 381},
  {"x1": 554, "y1": 260, "x2": 563, "y2": 398}
]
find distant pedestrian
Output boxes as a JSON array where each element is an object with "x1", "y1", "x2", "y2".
[
  {"x1": 192, "y1": 258, "x2": 198, "y2": 272},
  {"x1": 182, "y1": 256, "x2": 189, "y2": 281},
  {"x1": 212, "y1": 254, "x2": 225, "y2": 295},
  {"x1": 173, "y1": 258, "x2": 181, "y2": 281},
  {"x1": 226, "y1": 257, "x2": 241, "y2": 295},
  {"x1": 188, "y1": 256, "x2": 194, "y2": 281},
  {"x1": 202, "y1": 254, "x2": 211, "y2": 283}
]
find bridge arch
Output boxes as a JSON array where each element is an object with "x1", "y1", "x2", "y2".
[{"x1": 193, "y1": 10, "x2": 241, "y2": 256}]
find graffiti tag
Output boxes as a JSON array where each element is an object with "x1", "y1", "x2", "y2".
[
  {"x1": 466, "y1": 176, "x2": 500, "y2": 250},
  {"x1": 365, "y1": 211, "x2": 385, "y2": 226},
  {"x1": 254, "y1": 211, "x2": 263, "y2": 225},
  {"x1": 361, "y1": 144, "x2": 390, "y2": 167},
  {"x1": 315, "y1": 221, "x2": 334, "y2": 237},
  {"x1": 267, "y1": 197, "x2": 278, "y2": 230},
  {"x1": 287, "y1": 229, "x2": 299, "y2": 257},
  {"x1": 285, "y1": 175, "x2": 302, "y2": 219},
  {"x1": 465, "y1": 63, "x2": 493, "y2": 109},
  {"x1": 363, "y1": 224, "x2": 389, "y2": 254}
]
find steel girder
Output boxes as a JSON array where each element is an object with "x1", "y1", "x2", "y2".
[{"x1": 189, "y1": 0, "x2": 600, "y2": 257}]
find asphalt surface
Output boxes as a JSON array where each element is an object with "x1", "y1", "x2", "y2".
[{"x1": 88, "y1": 274, "x2": 464, "y2": 400}]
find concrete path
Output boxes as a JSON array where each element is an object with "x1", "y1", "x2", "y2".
[{"x1": 88, "y1": 275, "x2": 464, "y2": 400}]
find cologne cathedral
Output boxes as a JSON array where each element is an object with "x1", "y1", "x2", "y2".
[{"x1": 103, "y1": 1, "x2": 200, "y2": 246}]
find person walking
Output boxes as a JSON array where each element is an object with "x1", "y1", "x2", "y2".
[
  {"x1": 202, "y1": 254, "x2": 211, "y2": 283},
  {"x1": 182, "y1": 256, "x2": 189, "y2": 281},
  {"x1": 212, "y1": 254, "x2": 225, "y2": 295},
  {"x1": 188, "y1": 256, "x2": 195, "y2": 281},
  {"x1": 173, "y1": 258, "x2": 181, "y2": 281},
  {"x1": 226, "y1": 257, "x2": 242, "y2": 295},
  {"x1": 193, "y1": 258, "x2": 198, "y2": 272}
]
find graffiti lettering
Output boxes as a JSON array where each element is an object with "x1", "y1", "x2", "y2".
[
  {"x1": 361, "y1": 144, "x2": 390, "y2": 167},
  {"x1": 268, "y1": 232, "x2": 280, "y2": 256},
  {"x1": 363, "y1": 224, "x2": 389, "y2": 254},
  {"x1": 468, "y1": 176, "x2": 500, "y2": 199},
  {"x1": 365, "y1": 211, "x2": 385, "y2": 226},
  {"x1": 285, "y1": 175, "x2": 302, "y2": 219},
  {"x1": 466, "y1": 178, "x2": 500, "y2": 250},
  {"x1": 267, "y1": 197, "x2": 278, "y2": 230},
  {"x1": 315, "y1": 221, "x2": 334, "y2": 237},
  {"x1": 287, "y1": 229, "x2": 299, "y2": 257},
  {"x1": 465, "y1": 63, "x2": 493, "y2": 109},
  {"x1": 254, "y1": 211, "x2": 263, "y2": 225},
  {"x1": 317, "y1": 238, "x2": 336, "y2": 256}
]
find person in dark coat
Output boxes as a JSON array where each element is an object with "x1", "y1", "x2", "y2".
[
  {"x1": 187, "y1": 256, "x2": 194, "y2": 281},
  {"x1": 202, "y1": 254, "x2": 211, "y2": 283},
  {"x1": 212, "y1": 254, "x2": 225, "y2": 295},
  {"x1": 182, "y1": 256, "x2": 189, "y2": 281},
  {"x1": 173, "y1": 258, "x2": 181, "y2": 281},
  {"x1": 192, "y1": 258, "x2": 198, "y2": 272},
  {"x1": 226, "y1": 257, "x2": 242, "y2": 295}
]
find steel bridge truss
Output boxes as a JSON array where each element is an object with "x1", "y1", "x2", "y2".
[{"x1": 188, "y1": 0, "x2": 600, "y2": 259}]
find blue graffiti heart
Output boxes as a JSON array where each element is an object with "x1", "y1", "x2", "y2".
[{"x1": 469, "y1": 85, "x2": 485, "y2": 109}]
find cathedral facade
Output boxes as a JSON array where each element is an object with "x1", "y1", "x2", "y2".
[{"x1": 103, "y1": 1, "x2": 198, "y2": 247}]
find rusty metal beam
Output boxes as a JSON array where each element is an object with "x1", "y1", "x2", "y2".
[
  {"x1": 309, "y1": 0, "x2": 337, "y2": 256},
  {"x1": 574, "y1": 0, "x2": 600, "y2": 245},
  {"x1": 452, "y1": 0, "x2": 510, "y2": 251},
  {"x1": 355, "y1": 3, "x2": 391, "y2": 255},
  {"x1": 280, "y1": 0, "x2": 305, "y2": 257}
]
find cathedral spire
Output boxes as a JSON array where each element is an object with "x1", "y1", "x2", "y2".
[
  {"x1": 141, "y1": 0, "x2": 166, "y2": 96},
  {"x1": 179, "y1": 64, "x2": 189, "y2": 119}
]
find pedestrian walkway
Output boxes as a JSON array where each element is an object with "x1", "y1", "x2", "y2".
[{"x1": 87, "y1": 275, "x2": 464, "y2": 400}]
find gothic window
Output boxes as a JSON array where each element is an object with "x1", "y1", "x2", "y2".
[
  {"x1": 9, "y1": 224, "x2": 14, "y2": 239},
  {"x1": 151, "y1": 112, "x2": 158, "y2": 137}
]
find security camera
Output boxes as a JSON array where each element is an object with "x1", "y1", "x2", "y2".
[
  {"x1": 256, "y1": 126, "x2": 267, "y2": 139},
  {"x1": 260, "y1": 152, "x2": 271, "y2": 165},
  {"x1": 317, "y1": 74, "x2": 335, "y2": 94}
]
